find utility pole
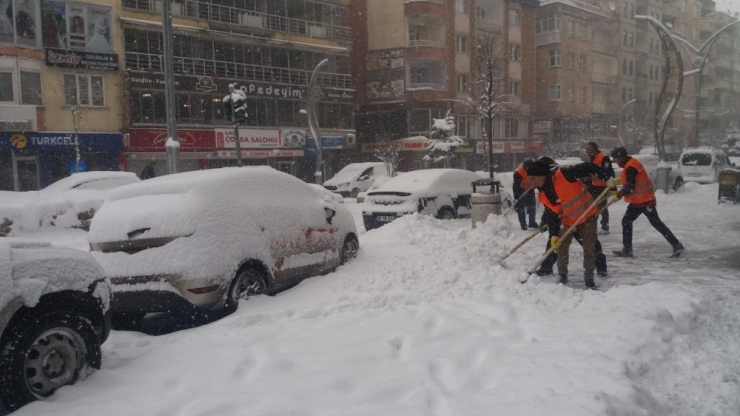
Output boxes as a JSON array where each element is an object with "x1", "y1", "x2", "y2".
[
  {"x1": 307, "y1": 59, "x2": 328, "y2": 184},
  {"x1": 162, "y1": 0, "x2": 180, "y2": 174},
  {"x1": 71, "y1": 105, "x2": 81, "y2": 172}
]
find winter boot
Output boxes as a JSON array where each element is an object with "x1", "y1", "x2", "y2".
[
  {"x1": 597, "y1": 269, "x2": 608, "y2": 278},
  {"x1": 598, "y1": 228, "x2": 609, "y2": 235},
  {"x1": 558, "y1": 273, "x2": 568, "y2": 284},
  {"x1": 612, "y1": 248, "x2": 633, "y2": 257},
  {"x1": 520, "y1": 224, "x2": 528, "y2": 231},
  {"x1": 536, "y1": 267, "x2": 553, "y2": 276},
  {"x1": 528, "y1": 222, "x2": 539, "y2": 229},
  {"x1": 584, "y1": 278, "x2": 598, "y2": 290},
  {"x1": 670, "y1": 244, "x2": 684, "y2": 258}
]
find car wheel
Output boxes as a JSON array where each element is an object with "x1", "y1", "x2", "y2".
[
  {"x1": 340, "y1": 235, "x2": 359, "y2": 265},
  {"x1": 350, "y1": 188, "x2": 361, "y2": 198},
  {"x1": 673, "y1": 177, "x2": 684, "y2": 192},
  {"x1": 0, "y1": 312, "x2": 100, "y2": 412},
  {"x1": 437, "y1": 207, "x2": 456, "y2": 220},
  {"x1": 225, "y1": 267, "x2": 266, "y2": 311}
]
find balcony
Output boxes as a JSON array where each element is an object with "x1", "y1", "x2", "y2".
[
  {"x1": 592, "y1": 73, "x2": 618, "y2": 84},
  {"x1": 536, "y1": 31, "x2": 560, "y2": 47},
  {"x1": 714, "y1": 79, "x2": 732, "y2": 90},
  {"x1": 406, "y1": 83, "x2": 446, "y2": 91},
  {"x1": 408, "y1": 39, "x2": 445, "y2": 48},
  {"x1": 125, "y1": 52, "x2": 354, "y2": 89},
  {"x1": 636, "y1": 42, "x2": 649, "y2": 56},
  {"x1": 123, "y1": 0, "x2": 351, "y2": 44},
  {"x1": 405, "y1": 0, "x2": 445, "y2": 17},
  {"x1": 476, "y1": 18, "x2": 503, "y2": 33}
]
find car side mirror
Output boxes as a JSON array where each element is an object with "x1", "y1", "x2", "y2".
[{"x1": 322, "y1": 195, "x2": 336, "y2": 224}]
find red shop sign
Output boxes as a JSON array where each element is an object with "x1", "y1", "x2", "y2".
[{"x1": 126, "y1": 128, "x2": 216, "y2": 150}]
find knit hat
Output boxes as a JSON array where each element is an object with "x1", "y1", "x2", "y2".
[{"x1": 526, "y1": 160, "x2": 552, "y2": 176}]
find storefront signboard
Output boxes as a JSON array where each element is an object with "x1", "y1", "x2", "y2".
[
  {"x1": 126, "y1": 129, "x2": 216, "y2": 150},
  {"x1": 216, "y1": 149, "x2": 305, "y2": 159},
  {"x1": 215, "y1": 128, "x2": 282, "y2": 149}
]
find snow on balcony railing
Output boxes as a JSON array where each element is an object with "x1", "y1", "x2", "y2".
[
  {"x1": 407, "y1": 83, "x2": 446, "y2": 91},
  {"x1": 536, "y1": 31, "x2": 561, "y2": 46},
  {"x1": 408, "y1": 39, "x2": 445, "y2": 48},
  {"x1": 539, "y1": 0, "x2": 611, "y2": 17}
]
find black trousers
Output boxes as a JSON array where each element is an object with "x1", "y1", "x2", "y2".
[
  {"x1": 515, "y1": 192, "x2": 537, "y2": 228},
  {"x1": 540, "y1": 224, "x2": 607, "y2": 274},
  {"x1": 589, "y1": 186, "x2": 609, "y2": 231},
  {"x1": 622, "y1": 204, "x2": 681, "y2": 250}
]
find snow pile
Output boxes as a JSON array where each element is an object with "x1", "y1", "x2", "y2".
[{"x1": 0, "y1": 240, "x2": 108, "y2": 311}]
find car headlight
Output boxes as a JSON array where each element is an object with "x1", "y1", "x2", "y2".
[{"x1": 338, "y1": 182, "x2": 350, "y2": 187}]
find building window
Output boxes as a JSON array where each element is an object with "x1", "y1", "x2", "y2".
[
  {"x1": 622, "y1": 59, "x2": 627, "y2": 74},
  {"x1": 567, "y1": 21, "x2": 575, "y2": 37},
  {"x1": 475, "y1": 7, "x2": 486, "y2": 19},
  {"x1": 510, "y1": 80, "x2": 520, "y2": 96},
  {"x1": 629, "y1": 60, "x2": 634, "y2": 76},
  {"x1": 455, "y1": 0, "x2": 468, "y2": 14},
  {"x1": 622, "y1": 87, "x2": 626, "y2": 102},
  {"x1": 535, "y1": 13, "x2": 559, "y2": 33},
  {"x1": 549, "y1": 84, "x2": 561, "y2": 101},
  {"x1": 628, "y1": 32, "x2": 634, "y2": 47},
  {"x1": 694, "y1": 4, "x2": 701, "y2": 18},
  {"x1": 457, "y1": 115, "x2": 470, "y2": 137},
  {"x1": 628, "y1": 88, "x2": 633, "y2": 101},
  {"x1": 580, "y1": 86, "x2": 587, "y2": 102},
  {"x1": 510, "y1": 44, "x2": 521, "y2": 61},
  {"x1": 581, "y1": 24, "x2": 587, "y2": 40},
  {"x1": 579, "y1": 55, "x2": 587, "y2": 71},
  {"x1": 568, "y1": 52, "x2": 574, "y2": 69},
  {"x1": 457, "y1": 74, "x2": 469, "y2": 92},
  {"x1": 510, "y1": 10, "x2": 520, "y2": 26},
  {"x1": 20, "y1": 71, "x2": 42, "y2": 106},
  {"x1": 623, "y1": 30, "x2": 628, "y2": 46},
  {"x1": 456, "y1": 34, "x2": 468, "y2": 53},
  {"x1": 0, "y1": 72, "x2": 13, "y2": 102},
  {"x1": 504, "y1": 118, "x2": 518, "y2": 137},
  {"x1": 64, "y1": 74, "x2": 104, "y2": 107},
  {"x1": 567, "y1": 85, "x2": 575, "y2": 101},
  {"x1": 549, "y1": 50, "x2": 561, "y2": 67}
]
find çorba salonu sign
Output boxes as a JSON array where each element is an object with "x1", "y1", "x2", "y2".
[{"x1": 45, "y1": 48, "x2": 119, "y2": 71}]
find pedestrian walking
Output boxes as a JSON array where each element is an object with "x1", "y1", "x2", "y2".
[
  {"x1": 525, "y1": 158, "x2": 612, "y2": 289},
  {"x1": 584, "y1": 142, "x2": 615, "y2": 235},
  {"x1": 610, "y1": 146, "x2": 684, "y2": 258},
  {"x1": 140, "y1": 161, "x2": 156, "y2": 180},
  {"x1": 513, "y1": 158, "x2": 538, "y2": 231}
]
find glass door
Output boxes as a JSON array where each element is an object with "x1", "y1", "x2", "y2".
[{"x1": 12, "y1": 154, "x2": 40, "y2": 191}]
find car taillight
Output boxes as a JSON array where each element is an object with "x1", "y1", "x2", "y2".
[{"x1": 187, "y1": 285, "x2": 220, "y2": 295}]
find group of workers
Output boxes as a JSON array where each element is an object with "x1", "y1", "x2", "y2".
[{"x1": 512, "y1": 143, "x2": 684, "y2": 289}]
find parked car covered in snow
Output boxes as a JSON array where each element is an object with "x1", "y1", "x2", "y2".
[
  {"x1": 0, "y1": 171, "x2": 140, "y2": 237},
  {"x1": 0, "y1": 240, "x2": 111, "y2": 413},
  {"x1": 678, "y1": 148, "x2": 732, "y2": 184},
  {"x1": 323, "y1": 162, "x2": 390, "y2": 198},
  {"x1": 356, "y1": 175, "x2": 397, "y2": 203},
  {"x1": 87, "y1": 167, "x2": 358, "y2": 326},
  {"x1": 612, "y1": 154, "x2": 685, "y2": 192},
  {"x1": 362, "y1": 169, "x2": 484, "y2": 230}
]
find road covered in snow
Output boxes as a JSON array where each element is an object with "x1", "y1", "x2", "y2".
[{"x1": 15, "y1": 182, "x2": 740, "y2": 416}]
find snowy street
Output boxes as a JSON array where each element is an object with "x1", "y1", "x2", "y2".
[{"x1": 13, "y1": 182, "x2": 740, "y2": 416}]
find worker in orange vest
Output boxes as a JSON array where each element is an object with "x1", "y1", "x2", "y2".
[
  {"x1": 610, "y1": 146, "x2": 684, "y2": 258},
  {"x1": 513, "y1": 158, "x2": 538, "y2": 231},
  {"x1": 526, "y1": 158, "x2": 612, "y2": 289},
  {"x1": 584, "y1": 142, "x2": 615, "y2": 235}
]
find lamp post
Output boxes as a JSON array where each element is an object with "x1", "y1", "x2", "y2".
[
  {"x1": 616, "y1": 99, "x2": 636, "y2": 147},
  {"x1": 307, "y1": 59, "x2": 328, "y2": 184},
  {"x1": 161, "y1": 0, "x2": 180, "y2": 174},
  {"x1": 669, "y1": 20, "x2": 740, "y2": 148}
]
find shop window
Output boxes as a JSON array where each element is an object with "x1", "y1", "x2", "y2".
[
  {"x1": 504, "y1": 118, "x2": 518, "y2": 138},
  {"x1": 0, "y1": 72, "x2": 13, "y2": 102},
  {"x1": 20, "y1": 71, "x2": 42, "y2": 105},
  {"x1": 64, "y1": 74, "x2": 104, "y2": 107}
]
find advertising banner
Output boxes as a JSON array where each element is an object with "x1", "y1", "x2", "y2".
[
  {"x1": 45, "y1": 48, "x2": 119, "y2": 71},
  {"x1": 215, "y1": 128, "x2": 283, "y2": 149},
  {"x1": 41, "y1": 1, "x2": 117, "y2": 67},
  {"x1": 366, "y1": 48, "x2": 405, "y2": 102},
  {"x1": 126, "y1": 129, "x2": 216, "y2": 150},
  {"x1": 217, "y1": 149, "x2": 305, "y2": 159}
]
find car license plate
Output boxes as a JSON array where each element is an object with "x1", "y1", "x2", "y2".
[
  {"x1": 689, "y1": 173, "x2": 702, "y2": 177},
  {"x1": 377, "y1": 215, "x2": 396, "y2": 222}
]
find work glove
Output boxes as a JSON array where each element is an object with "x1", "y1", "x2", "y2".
[
  {"x1": 610, "y1": 189, "x2": 620, "y2": 202},
  {"x1": 550, "y1": 236, "x2": 561, "y2": 253},
  {"x1": 606, "y1": 177, "x2": 620, "y2": 189}
]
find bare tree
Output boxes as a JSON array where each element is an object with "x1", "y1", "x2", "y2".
[
  {"x1": 424, "y1": 110, "x2": 464, "y2": 168},
  {"x1": 474, "y1": 32, "x2": 509, "y2": 178},
  {"x1": 374, "y1": 138, "x2": 402, "y2": 177},
  {"x1": 624, "y1": 116, "x2": 651, "y2": 149}
]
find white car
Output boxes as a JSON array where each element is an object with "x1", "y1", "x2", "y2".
[
  {"x1": 88, "y1": 167, "x2": 358, "y2": 325},
  {"x1": 356, "y1": 175, "x2": 397, "y2": 203},
  {"x1": 613, "y1": 154, "x2": 685, "y2": 192},
  {"x1": 323, "y1": 162, "x2": 390, "y2": 198},
  {"x1": 0, "y1": 171, "x2": 140, "y2": 236},
  {"x1": 0, "y1": 240, "x2": 111, "y2": 413},
  {"x1": 362, "y1": 169, "x2": 485, "y2": 230},
  {"x1": 678, "y1": 148, "x2": 732, "y2": 184}
]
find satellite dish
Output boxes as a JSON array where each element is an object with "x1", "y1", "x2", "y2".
[{"x1": 608, "y1": 2, "x2": 616, "y2": 11}]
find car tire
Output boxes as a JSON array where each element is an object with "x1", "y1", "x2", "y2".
[
  {"x1": 437, "y1": 207, "x2": 456, "y2": 220},
  {"x1": 350, "y1": 188, "x2": 361, "y2": 198},
  {"x1": 224, "y1": 267, "x2": 266, "y2": 312},
  {"x1": 340, "y1": 235, "x2": 359, "y2": 265},
  {"x1": 673, "y1": 177, "x2": 684, "y2": 192},
  {"x1": 0, "y1": 311, "x2": 100, "y2": 412}
]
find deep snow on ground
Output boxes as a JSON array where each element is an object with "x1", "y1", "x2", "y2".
[{"x1": 12, "y1": 183, "x2": 740, "y2": 416}]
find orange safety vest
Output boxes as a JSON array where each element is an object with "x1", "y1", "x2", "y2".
[
  {"x1": 538, "y1": 169, "x2": 598, "y2": 226},
  {"x1": 589, "y1": 152, "x2": 607, "y2": 187},
  {"x1": 620, "y1": 157, "x2": 656, "y2": 204},
  {"x1": 515, "y1": 165, "x2": 531, "y2": 190}
]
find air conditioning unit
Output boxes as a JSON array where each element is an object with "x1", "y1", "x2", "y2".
[
  {"x1": 309, "y1": 25, "x2": 327, "y2": 38},
  {"x1": 240, "y1": 13, "x2": 264, "y2": 28}
]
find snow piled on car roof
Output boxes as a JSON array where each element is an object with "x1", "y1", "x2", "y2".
[
  {"x1": 42, "y1": 171, "x2": 139, "y2": 193},
  {"x1": 371, "y1": 169, "x2": 480, "y2": 196}
]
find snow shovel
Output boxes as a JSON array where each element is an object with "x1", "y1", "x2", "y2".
[
  {"x1": 525, "y1": 186, "x2": 612, "y2": 275},
  {"x1": 503, "y1": 188, "x2": 533, "y2": 217},
  {"x1": 502, "y1": 223, "x2": 548, "y2": 260}
]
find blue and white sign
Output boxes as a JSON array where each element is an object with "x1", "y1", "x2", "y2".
[
  {"x1": 1, "y1": 132, "x2": 124, "y2": 151},
  {"x1": 307, "y1": 136, "x2": 344, "y2": 151}
]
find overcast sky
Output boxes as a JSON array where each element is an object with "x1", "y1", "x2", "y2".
[{"x1": 715, "y1": 0, "x2": 740, "y2": 16}]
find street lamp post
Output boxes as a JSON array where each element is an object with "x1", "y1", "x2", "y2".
[
  {"x1": 161, "y1": 0, "x2": 180, "y2": 174},
  {"x1": 307, "y1": 59, "x2": 328, "y2": 184},
  {"x1": 616, "y1": 99, "x2": 636, "y2": 147}
]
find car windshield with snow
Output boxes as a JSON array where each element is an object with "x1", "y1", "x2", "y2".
[
  {"x1": 87, "y1": 167, "x2": 358, "y2": 327},
  {"x1": 0, "y1": 240, "x2": 111, "y2": 413},
  {"x1": 362, "y1": 169, "x2": 481, "y2": 230}
]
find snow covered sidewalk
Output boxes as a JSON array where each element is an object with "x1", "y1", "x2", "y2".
[{"x1": 15, "y1": 183, "x2": 740, "y2": 416}]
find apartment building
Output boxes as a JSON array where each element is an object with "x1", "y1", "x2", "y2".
[
  {"x1": 1, "y1": 0, "x2": 125, "y2": 191},
  {"x1": 120, "y1": 0, "x2": 356, "y2": 181},
  {"x1": 351, "y1": 0, "x2": 539, "y2": 172}
]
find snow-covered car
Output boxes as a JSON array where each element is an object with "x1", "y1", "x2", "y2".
[
  {"x1": 613, "y1": 154, "x2": 685, "y2": 192},
  {"x1": 307, "y1": 183, "x2": 345, "y2": 204},
  {"x1": 0, "y1": 240, "x2": 111, "y2": 413},
  {"x1": 0, "y1": 171, "x2": 140, "y2": 237},
  {"x1": 356, "y1": 175, "x2": 397, "y2": 203},
  {"x1": 362, "y1": 169, "x2": 483, "y2": 230},
  {"x1": 678, "y1": 148, "x2": 732, "y2": 184},
  {"x1": 87, "y1": 167, "x2": 359, "y2": 325},
  {"x1": 323, "y1": 162, "x2": 390, "y2": 198}
]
